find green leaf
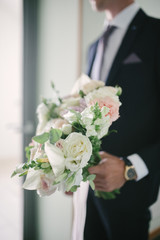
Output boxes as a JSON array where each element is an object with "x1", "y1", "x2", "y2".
[
  {"x1": 11, "y1": 171, "x2": 17, "y2": 178},
  {"x1": 25, "y1": 145, "x2": 34, "y2": 163},
  {"x1": 19, "y1": 171, "x2": 28, "y2": 177},
  {"x1": 41, "y1": 163, "x2": 50, "y2": 169},
  {"x1": 89, "y1": 180, "x2": 95, "y2": 190},
  {"x1": 51, "y1": 81, "x2": 55, "y2": 89},
  {"x1": 87, "y1": 174, "x2": 96, "y2": 181},
  {"x1": 92, "y1": 102, "x2": 102, "y2": 122},
  {"x1": 43, "y1": 167, "x2": 52, "y2": 174},
  {"x1": 53, "y1": 181, "x2": 60, "y2": 186},
  {"x1": 34, "y1": 166, "x2": 41, "y2": 171},
  {"x1": 49, "y1": 128, "x2": 62, "y2": 144},
  {"x1": 32, "y1": 132, "x2": 49, "y2": 144},
  {"x1": 114, "y1": 189, "x2": 120, "y2": 194},
  {"x1": 79, "y1": 90, "x2": 85, "y2": 98},
  {"x1": 94, "y1": 189, "x2": 120, "y2": 200},
  {"x1": 72, "y1": 122, "x2": 86, "y2": 135},
  {"x1": 55, "y1": 172, "x2": 68, "y2": 183},
  {"x1": 58, "y1": 97, "x2": 62, "y2": 104},
  {"x1": 106, "y1": 129, "x2": 117, "y2": 136},
  {"x1": 115, "y1": 85, "x2": 122, "y2": 96},
  {"x1": 42, "y1": 97, "x2": 49, "y2": 106},
  {"x1": 66, "y1": 173, "x2": 76, "y2": 192},
  {"x1": 48, "y1": 103, "x2": 59, "y2": 119},
  {"x1": 70, "y1": 185, "x2": 79, "y2": 192}
]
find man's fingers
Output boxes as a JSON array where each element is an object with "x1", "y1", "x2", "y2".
[
  {"x1": 99, "y1": 158, "x2": 108, "y2": 164},
  {"x1": 88, "y1": 165, "x2": 102, "y2": 174},
  {"x1": 89, "y1": 159, "x2": 108, "y2": 175},
  {"x1": 99, "y1": 151, "x2": 111, "y2": 159}
]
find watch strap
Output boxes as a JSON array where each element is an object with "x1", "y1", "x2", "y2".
[{"x1": 123, "y1": 157, "x2": 132, "y2": 166}]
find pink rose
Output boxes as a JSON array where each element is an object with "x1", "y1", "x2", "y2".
[{"x1": 90, "y1": 96, "x2": 120, "y2": 123}]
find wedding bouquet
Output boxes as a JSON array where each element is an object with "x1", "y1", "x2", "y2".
[{"x1": 11, "y1": 74, "x2": 122, "y2": 199}]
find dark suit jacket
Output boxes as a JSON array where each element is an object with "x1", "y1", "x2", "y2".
[{"x1": 86, "y1": 9, "x2": 160, "y2": 213}]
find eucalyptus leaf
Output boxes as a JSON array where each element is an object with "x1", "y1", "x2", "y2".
[
  {"x1": 49, "y1": 128, "x2": 62, "y2": 144},
  {"x1": 55, "y1": 172, "x2": 68, "y2": 183},
  {"x1": 70, "y1": 185, "x2": 79, "y2": 192},
  {"x1": 89, "y1": 180, "x2": 95, "y2": 190},
  {"x1": 66, "y1": 173, "x2": 76, "y2": 192},
  {"x1": 87, "y1": 174, "x2": 96, "y2": 181},
  {"x1": 41, "y1": 163, "x2": 50, "y2": 169},
  {"x1": 32, "y1": 132, "x2": 49, "y2": 144},
  {"x1": 11, "y1": 171, "x2": 17, "y2": 178},
  {"x1": 19, "y1": 171, "x2": 28, "y2": 177},
  {"x1": 51, "y1": 81, "x2": 55, "y2": 89},
  {"x1": 79, "y1": 90, "x2": 85, "y2": 98}
]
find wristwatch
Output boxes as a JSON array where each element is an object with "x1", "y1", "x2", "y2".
[{"x1": 123, "y1": 157, "x2": 137, "y2": 181}]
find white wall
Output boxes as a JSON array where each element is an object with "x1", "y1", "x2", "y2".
[
  {"x1": 0, "y1": 0, "x2": 23, "y2": 240},
  {"x1": 0, "y1": 0, "x2": 22, "y2": 159},
  {"x1": 37, "y1": 1, "x2": 79, "y2": 239}
]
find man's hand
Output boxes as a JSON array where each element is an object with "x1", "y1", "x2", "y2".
[{"x1": 88, "y1": 151, "x2": 126, "y2": 192}]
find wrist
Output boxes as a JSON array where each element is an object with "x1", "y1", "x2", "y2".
[{"x1": 123, "y1": 157, "x2": 137, "y2": 181}]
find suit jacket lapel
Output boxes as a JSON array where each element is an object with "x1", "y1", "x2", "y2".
[{"x1": 106, "y1": 9, "x2": 147, "y2": 86}]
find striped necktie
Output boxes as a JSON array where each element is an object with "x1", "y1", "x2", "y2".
[
  {"x1": 91, "y1": 25, "x2": 116, "y2": 81},
  {"x1": 99, "y1": 25, "x2": 117, "y2": 81}
]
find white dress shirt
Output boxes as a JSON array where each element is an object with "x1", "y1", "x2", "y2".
[{"x1": 91, "y1": 2, "x2": 149, "y2": 181}]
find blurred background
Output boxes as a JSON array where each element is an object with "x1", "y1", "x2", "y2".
[{"x1": 0, "y1": 0, "x2": 160, "y2": 240}]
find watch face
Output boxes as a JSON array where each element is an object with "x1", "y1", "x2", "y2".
[{"x1": 127, "y1": 168, "x2": 136, "y2": 180}]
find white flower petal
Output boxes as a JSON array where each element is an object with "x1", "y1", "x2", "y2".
[
  {"x1": 45, "y1": 141, "x2": 65, "y2": 177},
  {"x1": 64, "y1": 132, "x2": 92, "y2": 171},
  {"x1": 74, "y1": 169, "x2": 83, "y2": 186},
  {"x1": 70, "y1": 74, "x2": 91, "y2": 95},
  {"x1": 23, "y1": 169, "x2": 41, "y2": 190}
]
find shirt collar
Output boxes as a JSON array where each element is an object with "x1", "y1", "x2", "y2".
[{"x1": 104, "y1": 2, "x2": 140, "y2": 30}]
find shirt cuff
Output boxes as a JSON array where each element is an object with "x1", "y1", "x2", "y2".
[{"x1": 127, "y1": 153, "x2": 149, "y2": 181}]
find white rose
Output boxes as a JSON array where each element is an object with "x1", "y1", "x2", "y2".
[
  {"x1": 64, "y1": 132, "x2": 92, "y2": 171},
  {"x1": 58, "y1": 96, "x2": 81, "y2": 112},
  {"x1": 71, "y1": 74, "x2": 104, "y2": 95},
  {"x1": 45, "y1": 141, "x2": 65, "y2": 177},
  {"x1": 82, "y1": 80, "x2": 105, "y2": 95},
  {"x1": 71, "y1": 74, "x2": 91, "y2": 95},
  {"x1": 85, "y1": 86, "x2": 120, "y2": 105}
]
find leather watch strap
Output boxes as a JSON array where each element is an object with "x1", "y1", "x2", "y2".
[{"x1": 123, "y1": 157, "x2": 132, "y2": 166}]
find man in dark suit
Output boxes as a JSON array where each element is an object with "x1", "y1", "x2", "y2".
[{"x1": 84, "y1": 0, "x2": 160, "y2": 239}]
